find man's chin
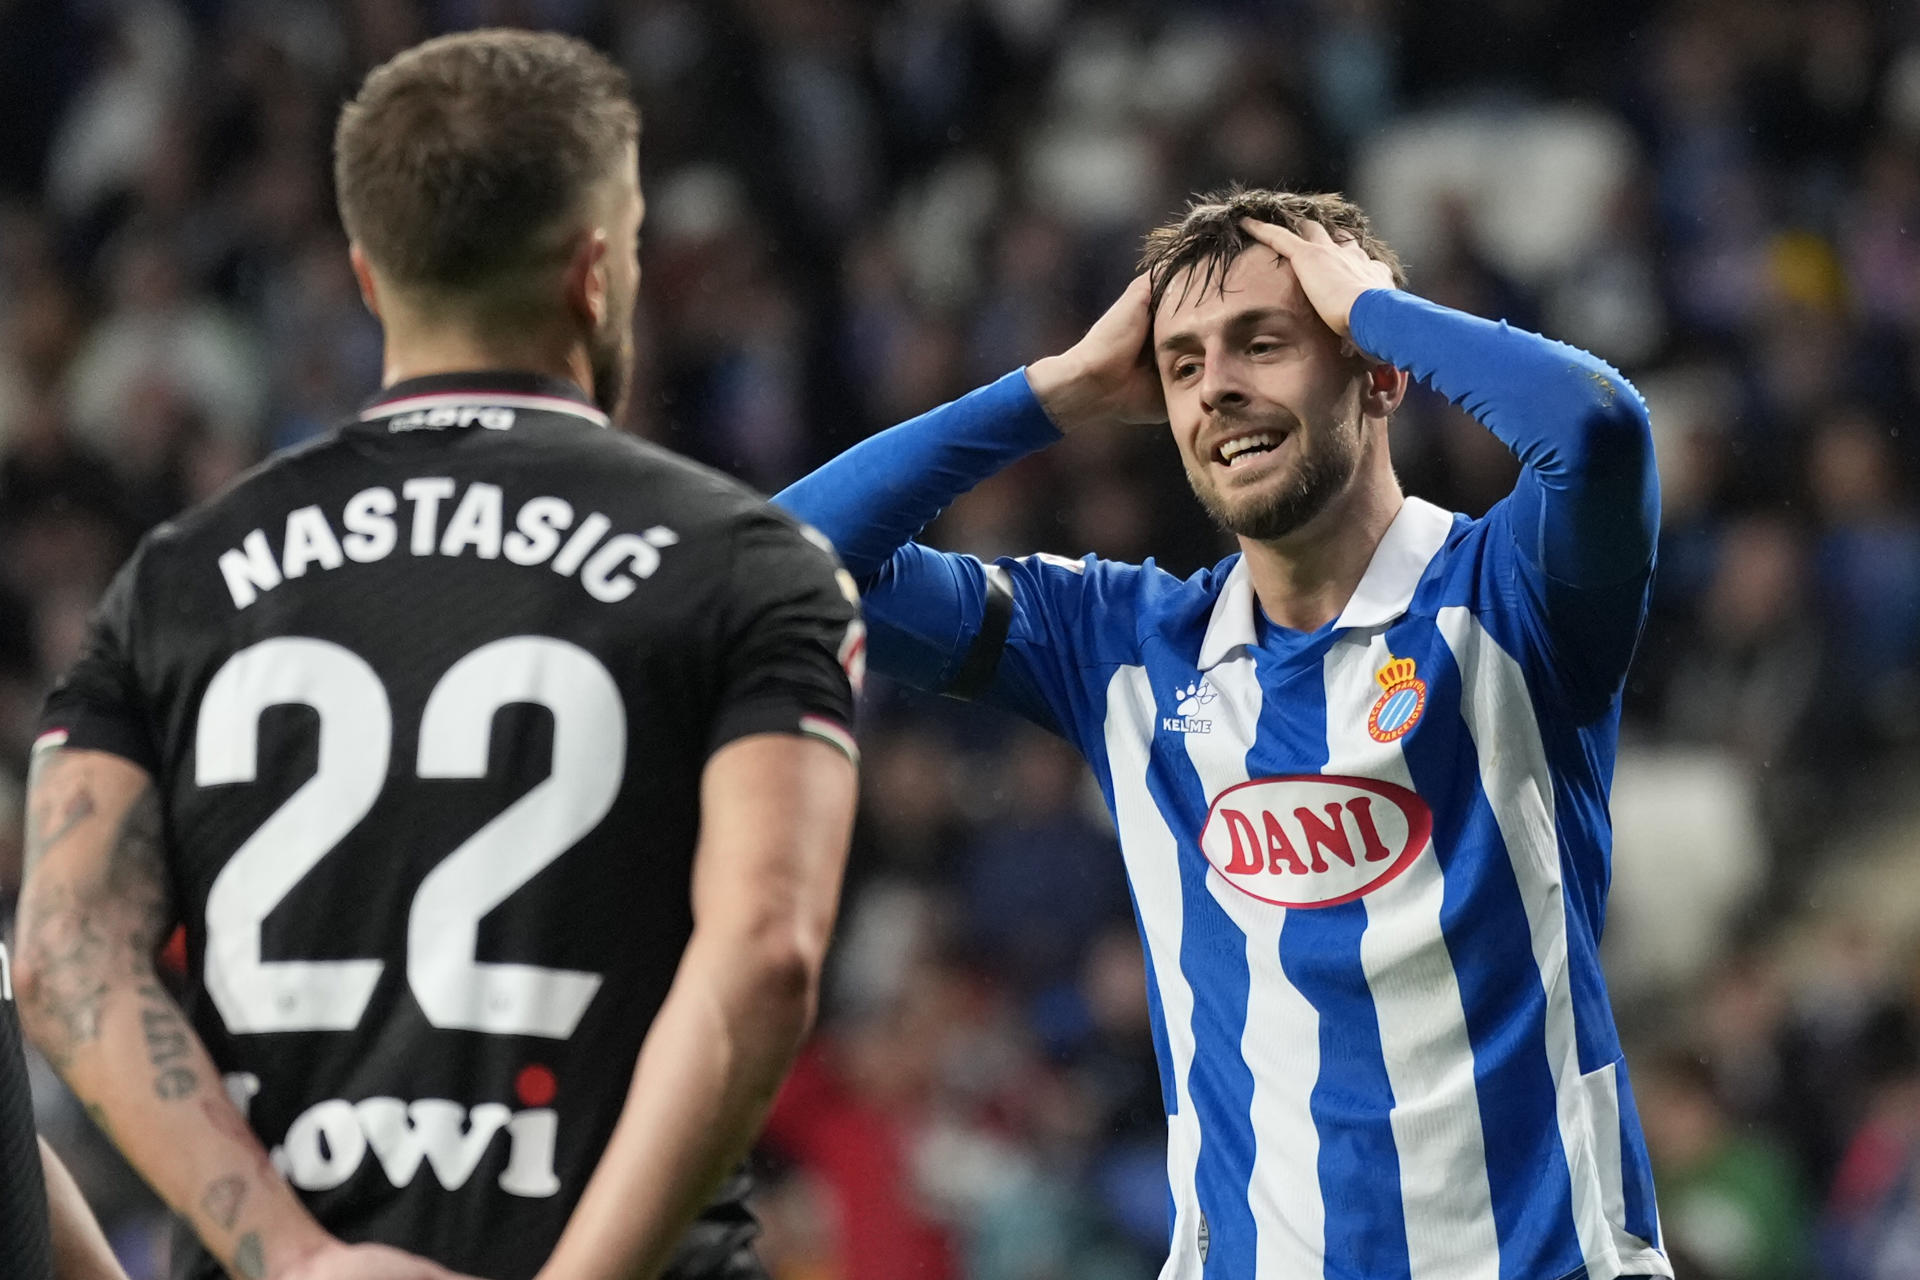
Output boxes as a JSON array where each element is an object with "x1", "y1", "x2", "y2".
[{"x1": 1192, "y1": 461, "x2": 1347, "y2": 543}]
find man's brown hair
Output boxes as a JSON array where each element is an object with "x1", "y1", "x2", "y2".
[
  {"x1": 334, "y1": 28, "x2": 638, "y2": 298},
  {"x1": 1140, "y1": 186, "x2": 1407, "y2": 320}
]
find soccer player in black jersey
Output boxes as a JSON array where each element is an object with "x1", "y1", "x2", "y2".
[
  {"x1": 13, "y1": 29, "x2": 860, "y2": 1280},
  {"x1": 1, "y1": 938, "x2": 127, "y2": 1280}
]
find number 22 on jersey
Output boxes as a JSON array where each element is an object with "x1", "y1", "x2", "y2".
[{"x1": 196, "y1": 636, "x2": 624, "y2": 1039}]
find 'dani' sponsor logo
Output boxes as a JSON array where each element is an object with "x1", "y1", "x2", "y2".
[
  {"x1": 1366, "y1": 656, "x2": 1427, "y2": 744},
  {"x1": 1199, "y1": 774, "x2": 1433, "y2": 908}
]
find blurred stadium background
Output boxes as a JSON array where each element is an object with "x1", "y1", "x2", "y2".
[{"x1": 2, "y1": 0, "x2": 1919, "y2": 1276}]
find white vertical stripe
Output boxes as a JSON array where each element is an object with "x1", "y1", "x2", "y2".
[
  {"x1": 1105, "y1": 666, "x2": 1204, "y2": 1280},
  {"x1": 1322, "y1": 633, "x2": 1499, "y2": 1280},
  {"x1": 1439, "y1": 608, "x2": 1665, "y2": 1280},
  {"x1": 1586, "y1": 1061, "x2": 1627, "y2": 1232},
  {"x1": 1182, "y1": 655, "x2": 1326, "y2": 1280}
]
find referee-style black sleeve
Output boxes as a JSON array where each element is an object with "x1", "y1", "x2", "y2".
[
  {"x1": 706, "y1": 511, "x2": 861, "y2": 763},
  {"x1": 38, "y1": 550, "x2": 161, "y2": 775}
]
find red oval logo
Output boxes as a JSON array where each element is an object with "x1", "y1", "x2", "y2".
[{"x1": 1199, "y1": 774, "x2": 1433, "y2": 908}]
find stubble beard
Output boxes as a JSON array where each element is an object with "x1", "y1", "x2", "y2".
[
  {"x1": 589, "y1": 314, "x2": 635, "y2": 422},
  {"x1": 1186, "y1": 413, "x2": 1363, "y2": 543}
]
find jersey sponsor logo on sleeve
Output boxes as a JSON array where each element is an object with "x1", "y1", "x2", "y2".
[
  {"x1": 1162, "y1": 679, "x2": 1216, "y2": 734},
  {"x1": 837, "y1": 620, "x2": 867, "y2": 695},
  {"x1": 1199, "y1": 774, "x2": 1433, "y2": 908}
]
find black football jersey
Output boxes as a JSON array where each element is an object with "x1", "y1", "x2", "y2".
[
  {"x1": 0, "y1": 941, "x2": 54, "y2": 1280},
  {"x1": 38, "y1": 374, "x2": 861, "y2": 1280}
]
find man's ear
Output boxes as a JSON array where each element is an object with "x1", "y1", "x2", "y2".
[
  {"x1": 563, "y1": 227, "x2": 612, "y2": 329},
  {"x1": 348, "y1": 244, "x2": 382, "y2": 319},
  {"x1": 1360, "y1": 361, "x2": 1409, "y2": 420}
]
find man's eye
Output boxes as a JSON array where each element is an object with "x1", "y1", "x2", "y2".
[
  {"x1": 1172, "y1": 361, "x2": 1200, "y2": 380},
  {"x1": 1249, "y1": 339, "x2": 1280, "y2": 356}
]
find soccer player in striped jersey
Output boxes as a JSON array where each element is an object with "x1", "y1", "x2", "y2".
[{"x1": 776, "y1": 188, "x2": 1668, "y2": 1280}]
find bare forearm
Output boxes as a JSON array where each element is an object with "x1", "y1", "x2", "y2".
[
  {"x1": 536, "y1": 939, "x2": 815, "y2": 1280},
  {"x1": 28, "y1": 974, "x2": 327, "y2": 1279},
  {"x1": 17, "y1": 751, "x2": 328, "y2": 1280},
  {"x1": 39, "y1": 1137, "x2": 127, "y2": 1280}
]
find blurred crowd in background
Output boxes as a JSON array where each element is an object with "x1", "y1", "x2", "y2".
[{"x1": 4, "y1": 0, "x2": 1920, "y2": 1276}]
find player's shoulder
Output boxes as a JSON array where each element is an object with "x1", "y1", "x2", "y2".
[
  {"x1": 119, "y1": 430, "x2": 342, "y2": 574},
  {"x1": 1410, "y1": 493, "x2": 1533, "y2": 602},
  {"x1": 587, "y1": 432, "x2": 782, "y2": 519},
  {"x1": 1001, "y1": 547, "x2": 1241, "y2": 650},
  {"x1": 1392, "y1": 493, "x2": 1570, "y2": 639},
  {"x1": 616, "y1": 446, "x2": 853, "y2": 593}
]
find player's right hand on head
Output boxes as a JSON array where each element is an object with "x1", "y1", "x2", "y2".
[
  {"x1": 1025, "y1": 273, "x2": 1167, "y2": 434},
  {"x1": 275, "y1": 1241, "x2": 489, "y2": 1280}
]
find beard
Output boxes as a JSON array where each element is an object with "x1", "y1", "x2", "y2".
[
  {"x1": 588, "y1": 315, "x2": 635, "y2": 423},
  {"x1": 1186, "y1": 411, "x2": 1363, "y2": 542}
]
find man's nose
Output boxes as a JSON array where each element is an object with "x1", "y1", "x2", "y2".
[{"x1": 1199, "y1": 361, "x2": 1250, "y2": 415}]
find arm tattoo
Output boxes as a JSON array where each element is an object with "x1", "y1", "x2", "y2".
[
  {"x1": 23, "y1": 749, "x2": 97, "y2": 880},
  {"x1": 16, "y1": 773, "x2": 171, "y2": 1069},
  {"x1": 16, "y1": 883, "x2": 109, "y2": 1069},
  {"x1": 199, "y1": 1174, "x2": 247, "y2": 1231},
  {"x1": 138, "y1": 982, "x2": 200, "y2": 1099},
  {"x1": 233, "y1": 1231, "x2": 267, "y2": 1280}
]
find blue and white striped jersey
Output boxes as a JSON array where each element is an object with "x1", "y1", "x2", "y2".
[{"x1": 779, "y1": 289, "x2": 1670, "y2": 1280}]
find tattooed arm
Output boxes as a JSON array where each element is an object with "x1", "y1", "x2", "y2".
[{"x1": 14, "y1": 748, "x2": 475, "y2": 1280}]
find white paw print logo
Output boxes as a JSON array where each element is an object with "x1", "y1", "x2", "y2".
[{"x1": 1175, "y1": 679, "x2": 1217, "y2": 716}]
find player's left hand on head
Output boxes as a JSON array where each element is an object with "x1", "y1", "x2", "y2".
[
  {"x1": 1025, "y1": 272, "x2": 1167, "y2": 435},
  {"x1": 1239, "y1": 217, "x2": 1397, "y2": 354}
]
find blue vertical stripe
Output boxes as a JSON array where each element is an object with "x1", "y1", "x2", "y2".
[
  {"x1": 1613, "y1": 1058, "x2": 1660, "y2": 1248},
  {"x1": 1140, "y1": 721, "x2": 1260, "y2": 1274},
  {"x1": 1389, "y1": 622, "x2": 1583, "y2": 1280},
  {"x1": 1278, "y1": 903, "x2": 1412, "y2": 1277}
]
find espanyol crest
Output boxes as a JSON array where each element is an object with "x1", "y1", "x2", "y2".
[{"x1": 1366, "y1": 655, "x2": 1427, "y2": 744}]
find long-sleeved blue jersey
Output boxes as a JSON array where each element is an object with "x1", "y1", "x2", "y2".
[{"x1": 779, "y1": 289, "x2": 1669, "y2": 1280}]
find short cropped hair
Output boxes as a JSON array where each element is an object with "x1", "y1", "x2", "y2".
[
  {"x1": 1139, "y1": 186, "x2": 1407, "y2": 320},
  {"x1": 334, "y1": 29, "x2": 638, "y2": 294}
]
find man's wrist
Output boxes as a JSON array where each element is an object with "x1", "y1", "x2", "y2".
[
  {"x1": 1023, "y1": 354, "x2": 1095, "y2": 435},
  {"x1": 239, "y1": 1206, "x2": 333, "y2": 1280}
]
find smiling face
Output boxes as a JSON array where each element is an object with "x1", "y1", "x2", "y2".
[{"x1": 1155, "y1": 247, "x2": 1381, "y2": 543}]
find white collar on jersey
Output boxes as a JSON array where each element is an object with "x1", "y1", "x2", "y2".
[{"x1": 1196, "y1": 495, "x2": 1457, "y2": 669}]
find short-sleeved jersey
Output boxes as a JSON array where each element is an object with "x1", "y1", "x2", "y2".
[
  {"x1": 38, "y1": 373, "x2": 860, "y2": 1280},
  {"x1": 866, "y1": 495, "x2": 1666, "y2": 1280},
  {"x1": 0, "y1": 942, "x2": 54, "y2": 1280}
]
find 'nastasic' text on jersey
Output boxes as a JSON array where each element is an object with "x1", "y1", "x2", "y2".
[{"x1": 42, "y1": 373, "x2": 859, "y2": 1280}]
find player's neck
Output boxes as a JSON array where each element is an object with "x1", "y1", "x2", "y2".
[
  {"x1": 379, "y1": 324, "x2": 595, "y2": 402},
  {"x1": 1237, "y1": 463, "x2": 1404, "y2": 634}
]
